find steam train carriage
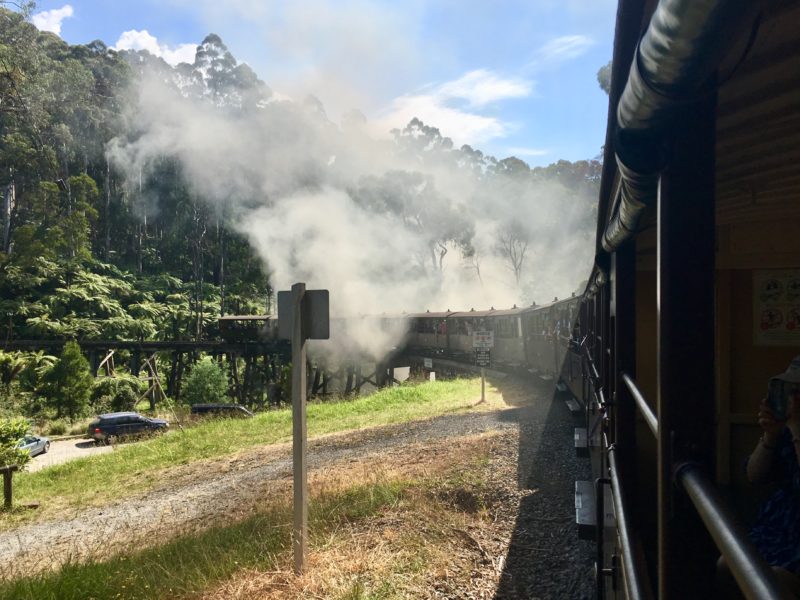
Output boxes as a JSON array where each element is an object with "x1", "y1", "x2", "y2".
[
  {"x1": 573, "y1": 0, "x2": 800, "y2": 598},
  {"x1": 405, "y1": 295, "x2": 580, "y2": 377},
  {"x1": 217, "y1": 315, "x2": 277, "y2": 342}
]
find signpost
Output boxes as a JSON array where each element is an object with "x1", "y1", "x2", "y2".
[
  {"x1": 278, "y1": 283, "x2": 329, "y2": 574},
  {"x1": 475, "y1": 349, "x2": 491, "y2": 366},
  {"x1": 473, "y1": 331, "x2": 494, "y2": 403}
]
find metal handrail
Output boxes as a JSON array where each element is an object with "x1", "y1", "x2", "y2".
[
  {"x1": 621, "y1": 372, "x2": 658, "y2": 437},
  {"x1": 583, "y1": 343, "x2": 602, "y2": 386},
  {"x1": 677, "y1": 464, "x2": 793, "y2": 600},
  {"x1": 608, "y1": 445, "x2": 655, "y2": 600}
]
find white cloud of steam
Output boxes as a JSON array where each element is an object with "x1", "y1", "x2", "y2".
[
  {"x1": 31, "y1": 4, "x2": 73, "y2": 35},
  {"x1": 114, "y1": 30, "x2": 197, "y2": 66},
  {"x1": 239, "y1": 189, "x2": 433, "y2": 315},
  {"x1": 107, "y1": 70, "x2": 594, "y2": 359},
  {"x1": 375, "y1": 69, "x2": 532, "y2": 147}
]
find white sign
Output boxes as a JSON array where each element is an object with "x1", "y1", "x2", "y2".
[
  {"x1": 473, "y1": 330, "x2": 494, "y2": 349},
  {"x1": 423, "y1": 357, "x2": 433, "y2": 369}
]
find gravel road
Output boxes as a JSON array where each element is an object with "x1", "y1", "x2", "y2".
[{"x1": 27, "y1": 438, "x2": 113, "y2": 473}]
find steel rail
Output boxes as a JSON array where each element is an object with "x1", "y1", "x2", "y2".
[
  {"x1": 621, "y1": 372, "x2": 658, "y2": 437},
  {"x1": 607, "y1": 445, "x2": 655, "y2": 600},
  {"x1": 677, "y1": 464, "x2": 793, "y2": 600}
]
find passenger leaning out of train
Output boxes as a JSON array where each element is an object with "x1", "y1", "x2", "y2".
[{"x1": 718, "y1": 356, "x2": 800, "y2": 597}]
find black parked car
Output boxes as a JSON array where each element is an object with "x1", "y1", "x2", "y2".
[
  {"x1": 88, "y1": 412, "x2": 168, "y2": 444},
  {"x1": 190, "y1": 403, "x2": 254, "y2": 418}
]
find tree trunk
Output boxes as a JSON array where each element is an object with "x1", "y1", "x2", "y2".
[
  {"x1": 218, "y1": 219, "x2": 225, "y2": 316},
  {"x1": 2, "y1": 179, "x2": 14, "y2": 254},
  {"x1": 104, "y1": 158, "x2": 111, "y2": 259}
]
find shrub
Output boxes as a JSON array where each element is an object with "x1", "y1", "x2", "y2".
[
  {"x1": 111, "y1": 385, "x2": 139, "y2": 412},
  {"x1": 0, "y1": 416, "x2": 31, "y2": 469},
  {"x1": 46, "y1": 419, "x2": 68, "y2": 436},
  {"x1": 91, "y1": 375, "x2": 143, "y2": 413},
  {"x1": 40, "y1": 341, "x2": 93, "y2": 421},
  {"x1": 183, "y1": 357, "x2": 229, "y2": 406}
]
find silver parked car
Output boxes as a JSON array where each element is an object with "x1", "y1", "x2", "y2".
[{"x1": 18, "y1": 435, "x2": 50, "y2": 457}]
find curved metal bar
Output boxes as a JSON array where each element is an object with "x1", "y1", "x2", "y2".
[
  {"x1": 677, "y1": 464, "x2": 793, "y2": 600},
  {"x1": 602, "y1": 0, "x2": 757, "y2": 253},
  {"x1": 608, "y1": 446, "x2": 655, "y2": 600},
  {"x1": 621, "y1": 372, "x2": 658, "y2": 437}
]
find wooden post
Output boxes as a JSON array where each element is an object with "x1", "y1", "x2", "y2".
[
  {"x1": 355, "y1": 365, "x2": 364, "y2": 393},
  {"x1": 481, "y1": 367, "x2": 485, "y2": 403},
  {"x1": 228, "y1": 353, "x2": 241, "y2": 401},
  {"x1": 2, "y1": 465, "x2": 18, "y2": 510},
  {"x1": 291, "y1": 283, "x2": 308, "y2": 574},
  {"x1": 130, "y1": 349, "x2": 140, "y2": 377},
  {"x1": 344, "y1": 366, "x2": 353, "y2": 395},
  {"x1": 312, "y1": 366, "x2": 322, "y2": 396}
]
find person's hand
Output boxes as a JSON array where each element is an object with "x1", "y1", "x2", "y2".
[{"x1": 758, "y1": 398, "x2": 785, "y2": 440}]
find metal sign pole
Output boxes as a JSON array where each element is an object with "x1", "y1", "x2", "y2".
[
  {"x1": 291, "y1": 282, "x2": 307, "y2": 574},
  {"x1": 481, "y1": 367, "x2": 485, "y2": 403},
  {"x1": 278, "y1": 283, "x2": 329, "y2": 576}
]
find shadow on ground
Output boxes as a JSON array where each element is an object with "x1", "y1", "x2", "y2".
[{"x1": 491, "y1": 374, "x2": 594, "y2": 599}]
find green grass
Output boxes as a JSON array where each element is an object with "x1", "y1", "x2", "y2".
[
  {"x1": 3, "y1": 378, "x2": 496, "y2": 524},
  {"x1": 0, "y1": 480, "x2": 407, "y2": 600}
]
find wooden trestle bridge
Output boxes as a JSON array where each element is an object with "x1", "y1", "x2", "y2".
[{"x1": 1, "y1": 334, "x2": 412, "y2": 407}]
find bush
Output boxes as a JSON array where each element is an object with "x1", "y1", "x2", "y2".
[
  {"x1": 46, "y1": 419, "x2": 68, "y2": 436},
  {"x1": 112, "y1": 385, "x2": 139, "y2": 411},
  {"x1": 40, "y1": 341, "x2": 93, "y2": 421},
  {"x1": 0, "y1": 416, "x2": 31, "y2": 469},
  {"x1": 183, "y1": 357, "x2": 229, "y2": 406},
  {"x1": 91, "y1": 375, "x2": 143, "y2": 413}
]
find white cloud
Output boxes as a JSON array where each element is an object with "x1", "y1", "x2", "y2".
[
  {"x1": 376, "y1": 94, "x2": 509, "y2": 146},
  {"x1": 31, "y1": 5, "x2": 74, "y2": 35},
  {"x1": 437, "y1": 70, "x2": 532, "y2": 108},
  {"x1": 536, "y1": 35, "x2": 594, "y2": 65},
  {"x1": 114, "y1": 30, "x2": 197, "y2": 66},
  {"x1": 375, "y1": 69, "x2": 532, "y2": 146},
  {"x1": 506, "y1": 147, "x2": 550, "y2": 157}
]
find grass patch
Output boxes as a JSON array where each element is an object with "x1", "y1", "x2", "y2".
[
  {"x1": 2, "y1": 378, "x2": 502, "y2": 526},
  {"x1": 0, "y1": 433, "x2": 505, "y2": 600},
  {"x1": 0, "y1": 479, "x2": 407, "y2": 600}
]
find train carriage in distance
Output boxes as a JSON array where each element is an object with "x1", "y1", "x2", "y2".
[
  {"x1": 217, "y1": 315, "x2": 276, "y2": 342},
  {"x1": 444, "y1": 307, "x2": 526, "y2": 366},
  {"x1": 522, "y1": 296, "x2": 581, "y2": 380},
  {"x1": 406, "y1": 310, "x2": 452, "y2": 354},
  {"x1": 405, "y1": 299, "x2": 581, "y2": 380}
]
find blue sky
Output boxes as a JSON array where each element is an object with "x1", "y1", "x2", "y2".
[{"x1": 29, "y1": 0, "x2": 616, "y2": 166}]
